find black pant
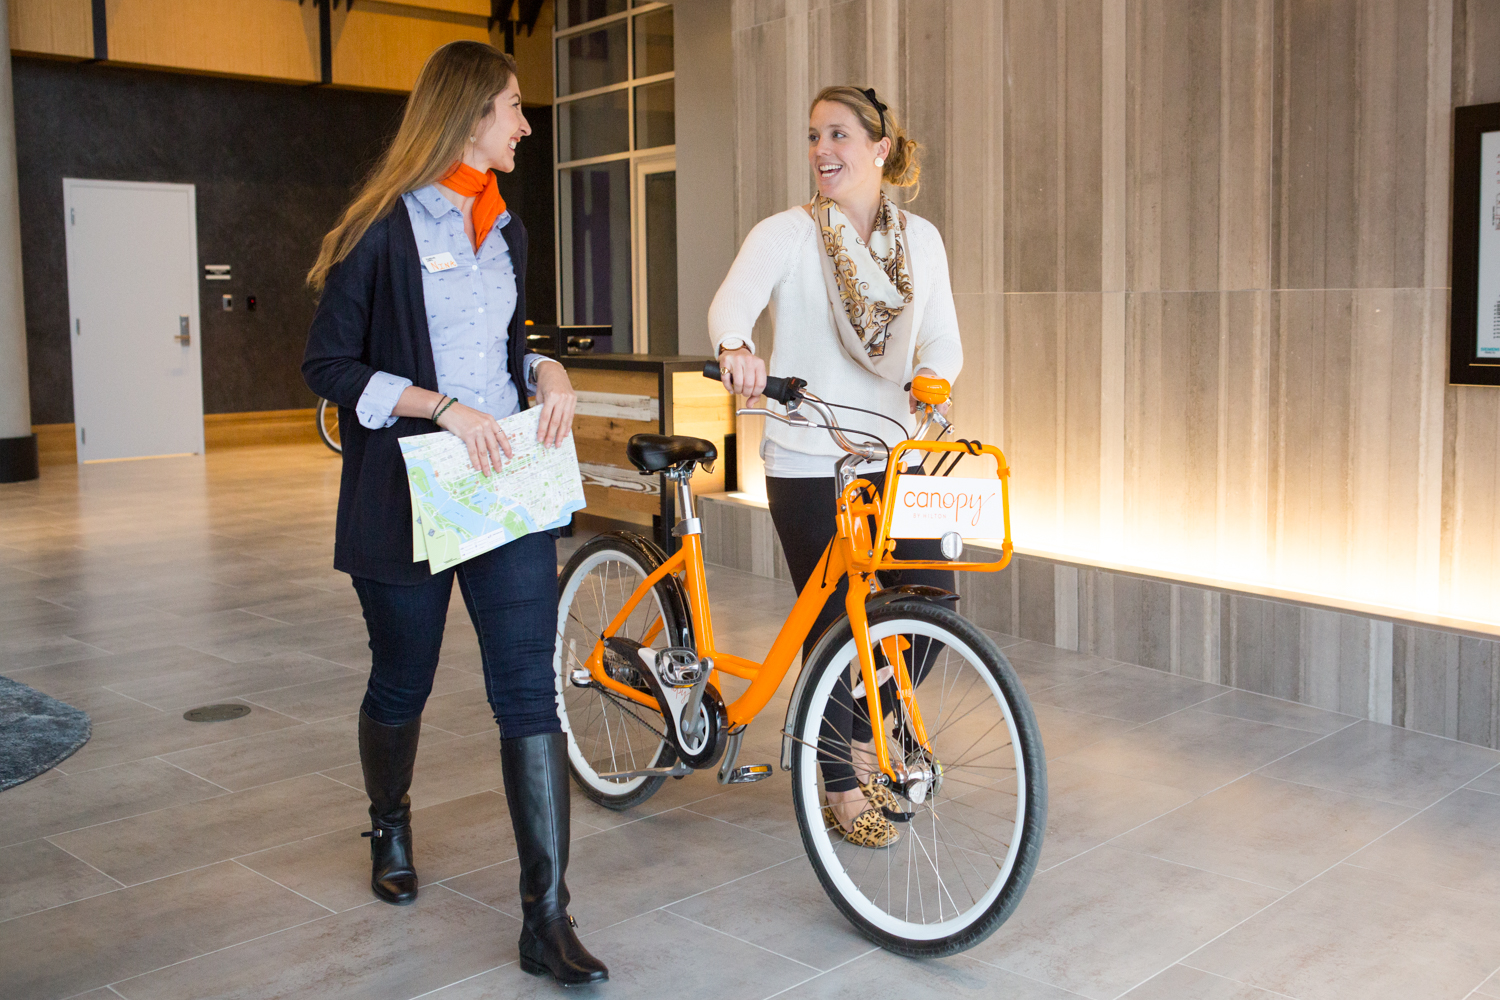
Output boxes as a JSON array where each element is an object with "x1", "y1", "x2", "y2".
[
  {"x1": 766, "y1": 473, "x2": 953, "y2": 793},
  {"x1": 352, "y1": 530, "x2": 561, "y2": 738}
]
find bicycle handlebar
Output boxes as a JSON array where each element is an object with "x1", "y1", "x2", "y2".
[{"x1": 702, "y1": 361, "x2": 805, "y2": 406}]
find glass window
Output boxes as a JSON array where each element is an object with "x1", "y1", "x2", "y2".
[
  {"x1": 633, "y1": 8, "x2": 673, "y2": 77},
  {"x1": 557, "y1": 0, "x2": 626, "y2": 30},
  {"x1": 558, "y1": 90, "x2": 629, "y2": 161},
  {"x1": 559, "y1": 161, "x2": 633, "y2": 349},
  {"x1": 634, "y1": 80, "x2": 674, "y2": 149},
  {"x1": 644, "y1": 171, "x2": 678, "y2": 355},
  {"x1": 556, "y1": 21, "x2": 627, "y2": 96}
]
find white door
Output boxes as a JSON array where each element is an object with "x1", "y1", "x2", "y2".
[{"x1": 63, "y1": 179, "x2": 204, "y2": 462}]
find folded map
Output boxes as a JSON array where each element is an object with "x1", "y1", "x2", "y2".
[{"x1": 400, "y1": 406, "x2": 586, "y2": 573}]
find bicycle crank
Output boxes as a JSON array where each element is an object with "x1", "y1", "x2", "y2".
[{"x1": 635, "y1": 647, "x2": 727, "y2": 770}]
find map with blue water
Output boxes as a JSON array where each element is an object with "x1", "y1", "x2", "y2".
[{"x1": 400, "y1": 406, "x2": 586, "y2": 572}]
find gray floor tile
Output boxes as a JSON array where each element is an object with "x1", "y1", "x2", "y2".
[
  {"x1": 1479, "y1": 972, "x2": 1500, "y2": 999},
  {"x1": 1196, "y1": 689, "x2": 1359, "y2": 735},
  {"x1": 1003, "y1": 641, "x2": 1118, "y2": 692},
  {"x1": 106, "y1": 652, "x2": 357, "y2": 711},
  {"x1": 683, "y1": 770, "x2": 802, "y2": 843},
  {"x1": 0, "y1": 758, "x2": 224, "y2": 846},
  {"x1": 1348, "y1": 788, "x2": 1500, "y2": 895},
  {"x1": 190, "y1": 614, "x2": 371, "y2": 663},
  {"x1": 112, "y1": 886, "x2": 516, "y2": 1000},
  {"x1": 1032, "y1": 664, "x2": 1225, "y2": 724},
  {"x1": 1030, "y1": 703, "x2": 1138, "y2": 760},
  {"x1": 1059, "y1": 709, "x2": 1322, "y2": 796},
  {"x1": 41, "y1": 685, "x2": 164, "y2": 724},
  {"x1": 237, "y1": 587, "x2": 365, "y2": 625},
  {"x1": 160, "y1": 715, "x2": 453, "y2": 791},
  {"x1": 666, "y1": 857, "x2": 870, "y2": 970},
  {"x1": 421, "y1": 687, "x2": 503, "y2": 736},
  {"x1": 52, "y1": 773, "x2": 369, "y2": 885},
  {"x1": 0, "y1": 838, "x2": 120, "y2": 921},
  {"x1": 1115, "y1": 773, "x2": 1412, "y2": 890},
  {"x1": 1026, "y1": 760, "x2": 1195, "y2": 870},
  {"x1": 805, "y1": 952, "x2": 1078, "y2": 999},
  {"x1": 244, "y1": 666, "x2": 484, "y2": 723},
  {"x1": 59, "y1": 699, "x2": 304, "y2": 773},
  {"x1": 1467, "y1": 764, "x2": 1500, "y2": 795},
  {"x1": 1191, "y1": 863, "x2": 1500, "y2": 1000},
  {"x1": 444, "y1": 806, "x2": 801, "y2": 928},
  {"x1": 421, "y1": 909, "x2": 811, "y2": 1000},
  {"x1": 1121, "y1": 964, "x2": 1290, "y2": 998},
  {"x1": 9, "y1": 645, "x2": 236, "y2": 698},
  {"x1": 1258, "y1": 721, "x2": 1500, "y2": 809},
  {"x1": 0, "y1": 632, "x2": 112, "y2": 671},
  {"x1": 967, "y1": 845, "x2": 1282, "y2": 1000},
  {"x1": 0, "y1": 861, "x2": 326, "y2": 1000}
]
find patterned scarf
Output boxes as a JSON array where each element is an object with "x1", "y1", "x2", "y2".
[{"x1": 809, "y1": 193, "x2": 916, "y2": 384}]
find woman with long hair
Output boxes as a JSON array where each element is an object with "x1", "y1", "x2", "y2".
[
  {"x1": 708, "y1": 87, "x2": 962, "y2": 850},
  {"x1": 302, "y1": 41, "x2": 606, "y2": 986}
]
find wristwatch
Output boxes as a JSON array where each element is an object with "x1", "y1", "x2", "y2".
[
  {"x1": 528, "y1": 355, "x2": 559, "y2": 386},
  {"x1": 718, "y1": 337, "x2": 747, "y2": 355}
]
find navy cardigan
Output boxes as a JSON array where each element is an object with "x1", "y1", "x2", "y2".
[{"x1": 302, "y1": 201, "x2": 530, "y2": 585}]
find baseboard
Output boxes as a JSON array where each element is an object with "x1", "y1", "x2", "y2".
[{"x1": 32, "y1": 409, "x2": 321, "y2": 464}]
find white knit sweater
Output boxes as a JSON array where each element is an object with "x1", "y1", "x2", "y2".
[{"x1": 707, "y1": 206, "x2": 964, "y2": 473}]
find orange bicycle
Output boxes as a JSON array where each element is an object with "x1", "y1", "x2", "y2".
[{"x1": 553, "y1": 364, "x2": 1046, "y2": 956}]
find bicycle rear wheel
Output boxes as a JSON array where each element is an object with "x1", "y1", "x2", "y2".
[
  {"x1": 554, "y1": 533, "x2": 688, "y2": 810},
  {"x1": 316, "y1": 398, "x2": 341, "y2": 453},
  {"x1": 789, "y1": 600, "x2": 1046, "y2": 957}
]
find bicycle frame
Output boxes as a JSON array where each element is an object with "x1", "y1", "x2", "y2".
[{"x1": 573, "y1": 437, "x2": 1013, "y2": 781}]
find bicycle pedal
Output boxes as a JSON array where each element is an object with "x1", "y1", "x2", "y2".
[{"x1": 725, "y1": 764, "x2": 773, "y2": 784}]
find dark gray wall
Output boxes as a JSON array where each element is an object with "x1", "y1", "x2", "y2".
[{"x1": 14, "y1": 58, "x2": 555, "y2": 423}]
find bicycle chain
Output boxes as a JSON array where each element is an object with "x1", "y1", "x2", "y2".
[{"x1": 580, "y1": 679, "x2": 672, "y2": 745}]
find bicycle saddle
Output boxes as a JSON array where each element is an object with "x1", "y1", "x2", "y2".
[{"x1": 626, "y1": 434, "x2": 717, "y2": 473}]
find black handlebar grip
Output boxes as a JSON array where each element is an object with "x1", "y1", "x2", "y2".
[{"x1": 701, "y1": 361, "x2": 804, "y2": 405}]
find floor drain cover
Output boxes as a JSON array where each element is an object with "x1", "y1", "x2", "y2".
[{"x1": 183, "y1": 704, "x2": 251, "y2": 723}]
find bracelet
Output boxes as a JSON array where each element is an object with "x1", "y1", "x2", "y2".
[
  {"x1": 430, "y1": 394, "x2": 449, "y2": 420},
  {"x1": 433, "y1": 397, "x2": 458, "y2": 422}
]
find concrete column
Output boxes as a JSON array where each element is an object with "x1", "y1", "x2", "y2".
[{"x1": 0, "y1": 0, "x2": 38, "y2": 482}]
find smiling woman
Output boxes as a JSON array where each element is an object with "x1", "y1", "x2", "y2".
[{"x1": 300, "y1": 40, "x2": 605, "y2": 987}]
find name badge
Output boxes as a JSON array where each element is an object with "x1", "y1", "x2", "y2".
[{"x1": 422, "y1": 252, "x2": 458, "y2": 273}]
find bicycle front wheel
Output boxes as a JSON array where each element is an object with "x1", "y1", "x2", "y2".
[{"x1": 789, "y1": 599, "x2": 1046, "y2": 957}]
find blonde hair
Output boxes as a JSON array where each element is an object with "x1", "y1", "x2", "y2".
[
  {"x1": 810, "y1": 85, "x2": 921, "y2": 194},
  {"x1": 307, "y1": 41, "x2": 517, "y2": 290}
]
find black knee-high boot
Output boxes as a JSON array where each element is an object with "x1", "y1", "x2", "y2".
[
  {"x1": 359, "y1": 710, "x2": 421, "y2": 905},
  {"x1": 501, "y1": 731, "x2": 608, "y2": 985}
]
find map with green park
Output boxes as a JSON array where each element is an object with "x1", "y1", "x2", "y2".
[{"x1": 400, "y1": 406, "x2": 586, "y2": 572}]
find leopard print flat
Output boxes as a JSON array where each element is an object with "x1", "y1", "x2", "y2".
[
  {"x1": 859, "y1": 779, "x2": 903, "y2": 814},
  {"x1": 822, "y1": 804, "x2": 901, "y2": 849}
]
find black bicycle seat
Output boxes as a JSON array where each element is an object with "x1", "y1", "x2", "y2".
[{"x1": 626, "y1": 434, "x2": 717, "y2": 473}]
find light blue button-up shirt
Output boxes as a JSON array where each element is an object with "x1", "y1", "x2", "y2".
[{"x1": 355, "y1": 184, "x2": 548, "y2": 429}]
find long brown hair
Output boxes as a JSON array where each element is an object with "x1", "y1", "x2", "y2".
[
  {"x1": 810, "y1": 86, "x2": 922, "y2": 195},
  {"x1": 307, "y1": 41, "x2": 517, "y2": 290}
]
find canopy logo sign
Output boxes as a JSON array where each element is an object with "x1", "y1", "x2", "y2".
[{"x1": 889, "y1": 475, "x2": 1005, "y2": 539}]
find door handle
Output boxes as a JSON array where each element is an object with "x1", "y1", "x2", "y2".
[{"x1": 176, "y1": 315, "x2": 191, "y2": 346}]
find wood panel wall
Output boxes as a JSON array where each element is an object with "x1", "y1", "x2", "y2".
[
  {"x1": 729, "y1": 0, "x2": 1500, "y2": 631},
  {"x1": 7, "y1": 0, "x2": 556, "y2": 97}
]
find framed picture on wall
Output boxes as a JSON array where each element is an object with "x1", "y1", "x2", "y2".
[{"x1": 1452, "y1": 102, "x2": 1500, "y2": 386}]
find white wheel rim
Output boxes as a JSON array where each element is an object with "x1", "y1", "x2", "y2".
[
  {"x1": 555, "y1": 546, "x2": 671, "y2": 796},
  {"x1": 794, "y1": 619, "x2": 1027, "y2": 941}
]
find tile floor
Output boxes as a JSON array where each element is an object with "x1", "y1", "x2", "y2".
[{"x1": 3, "y1": 445, "x2": 1500, "y2": 1000}]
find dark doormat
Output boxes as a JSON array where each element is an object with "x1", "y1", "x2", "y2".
[{"x1": 0, "y1": 675, "x2": 91, "y2": 791}]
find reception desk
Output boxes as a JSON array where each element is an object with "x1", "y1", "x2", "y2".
[{"x1": 563, "y1": 355, "x2": 735, "y2": 551}]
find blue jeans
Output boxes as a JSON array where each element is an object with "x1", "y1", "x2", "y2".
[{"x1": 352, "y1": 530, "x2": 560, "y2": 738}]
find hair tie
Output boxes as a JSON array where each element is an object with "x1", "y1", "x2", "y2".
[{"x1": 861, "y1": 87, "x2": 888, "y2": 139}]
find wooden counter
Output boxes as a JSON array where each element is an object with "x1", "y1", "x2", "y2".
[{"x1": 562, "y1": 355, "x2": 735, "y2": 551}]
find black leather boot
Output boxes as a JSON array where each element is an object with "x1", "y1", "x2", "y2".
[
  {"x1": 358, "y1": 710, "x2": 421, "y2": 905},
  {"x1": 501, "y1": 731, "x2": 608, "y2": 986}
]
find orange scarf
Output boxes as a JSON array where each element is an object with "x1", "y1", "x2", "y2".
[{"x1": 439, "y1": 162, "x2": 507, "y2": 252}]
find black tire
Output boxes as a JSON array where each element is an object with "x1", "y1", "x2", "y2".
[
  {"x1": 788, "y1": 600, "x2": 1046, "y2": 957},
  {"x1": 316, "y1": 398, "x2": 341, "y2": 454},
  {"x1": 554, "y1": 532, "x2": 691, "y2": 810}
]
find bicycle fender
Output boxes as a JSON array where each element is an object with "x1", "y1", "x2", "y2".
[
  {"x1": 866, "y1": 584, "x2": 958, "y2": 610},
  {"x1": 591, "y1": 530, "x2": 695, "y2": 649}
]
